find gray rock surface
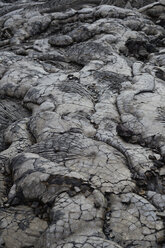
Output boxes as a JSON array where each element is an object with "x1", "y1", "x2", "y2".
[{"x1": 0, "y1": 0, "x2": 165, "y2": 247}]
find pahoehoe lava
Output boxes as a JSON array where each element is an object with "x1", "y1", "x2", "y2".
[{"x1": 0, "y1": 0, "x2": 165, "y2": 247}]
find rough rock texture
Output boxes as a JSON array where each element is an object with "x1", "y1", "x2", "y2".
[{"x1": 0, "y1": 0, "x2": 165, "y2": 247}]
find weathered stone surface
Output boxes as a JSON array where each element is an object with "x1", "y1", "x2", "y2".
[
  {"x1": 0, "y1": 0, "x2": 165, "y2": 247},
  {"x1": 105, "y1": 193, "x2": 164, "y2": 247},
  {"x1": 0, "y1": 206, "x2": 48, "y2": 248}
]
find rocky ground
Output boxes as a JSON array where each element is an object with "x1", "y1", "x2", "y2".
[{"x1": 0, "y1": 0, "x2": 165, "y2": 247}]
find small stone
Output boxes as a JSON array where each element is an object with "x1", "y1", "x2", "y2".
[
  {"x1": 4, "y1": 203, "x2": 9, "y2": 207},
  {"x1": 74, "y1": 186, "x2": 81, "y2": 193},
  {"x1": 49, "y1": 35, "x2": 73, "y2": 46}
]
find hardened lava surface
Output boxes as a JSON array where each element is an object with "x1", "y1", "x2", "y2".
[{"x1": 0, "y1": 0, "x2": 165, "y2": 247}]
